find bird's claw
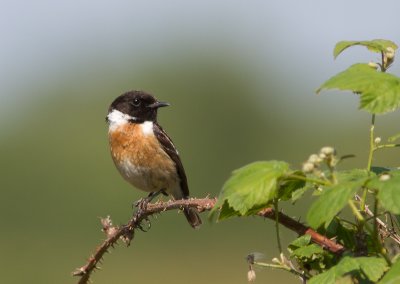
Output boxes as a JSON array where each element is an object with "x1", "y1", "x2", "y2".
[{"x1": 135, "y1": 217, "x2": 151, "y2": 232}]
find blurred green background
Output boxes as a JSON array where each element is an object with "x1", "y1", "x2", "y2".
[{"x1": 2, "y1": 1, "x2": 400, "y2": 283}]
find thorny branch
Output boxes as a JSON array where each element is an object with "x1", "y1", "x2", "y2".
[{"x1": 72, "y1": 197, "x2": 345, "y2": 284}]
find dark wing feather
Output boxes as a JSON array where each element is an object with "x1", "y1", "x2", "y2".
[{"x1": 153, "y1": 123, "x2": 189, "y2": 198}]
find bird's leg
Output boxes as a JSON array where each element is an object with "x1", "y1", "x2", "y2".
[
  {"x1": 133, "y1": 190, "x2": 168, "y2": 232},
  {"x1": 134, "y1": 189, "x2": 167, "y2": 213}
]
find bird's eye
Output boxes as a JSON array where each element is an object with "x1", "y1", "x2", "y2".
[{"x1": 132, "y1": 98, "x2": 141, "y2": 107}]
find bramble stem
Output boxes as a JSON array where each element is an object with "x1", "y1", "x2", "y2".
[{"x1": 73, "y1": 198, "x2": 346, "y2": 284}]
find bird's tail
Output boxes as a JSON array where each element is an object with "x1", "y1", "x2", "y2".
[{"x1": 183, "y1": 207, "x2": 202, "y2": 229}]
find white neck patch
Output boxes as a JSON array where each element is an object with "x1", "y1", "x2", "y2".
[
  {"x1": 107, "y1": 109, "x2": 154, "y2": 136},
  {"x1": 107, "y1": 109, "x2": 135, "y2": 131},
  {"x1": 141, "y1": 121, "x2": 154, "y2": 136}
]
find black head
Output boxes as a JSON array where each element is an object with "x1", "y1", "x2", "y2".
[{"x1": 107, "y1": 91, "x2": 169, "y2": 123}]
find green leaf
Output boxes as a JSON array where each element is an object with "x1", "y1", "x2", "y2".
[
  {"x1": 357, "y1": 257, "x2": 388, "y2": 282},
  {"x1": 379, "y1": 258, "x2": 400, "y2": 284},
  {"x1": 337, "y1": 169, "x2": 370, "y2": 182},
  {"x1": 325, "y1": 218, "x2": 357, "y2": 250},
  {"x1": 388, "y1": 132, "x2": 400, "y2": 142},
  {"x1": 334, "y1": 39, "x2": 398, "y2": 59},
  {"x1": 291, "y1": 244, "x2": 324, "y2": 259},
  {"x1": 291, "y1": 185, "x2": 310, "y2": 203},
  {"x1": 309, "y1": 256, "x2": 387, "y2": 284},
  {"x1": 309, "y1": 269, "x2": 336, "y2": 284},
  {"x1": 277, "y1": 171, "x2": 306, "y2": 201},
  {"x1": 307, "y1": 183, "x2": 358, "y2": 228},
  {"x1": 337, "y1": 257, "x2": 387, "y2": 282},
  {"x1": 211, "y1": 161, "x2": 289, "y2": 220},
  {"x1": 216, "y1": 200, "x2": 240, "y2": 221},
  {"x1": 317, "y1": 63, "x2": 400, "y2": 114},
  {"x1": 369, "y1": 175, "x2": 400, "y2": 214},
  {"x1": 307, "y1": 174, "x2": 366, "y2": 228},
  {"x1": 289, "y1": 234, "x2": 311, "y2": 249}
]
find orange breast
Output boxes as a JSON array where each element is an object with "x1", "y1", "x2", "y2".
[{"x1": 108, "y1": 123, "x2": 178, "y2": 192}]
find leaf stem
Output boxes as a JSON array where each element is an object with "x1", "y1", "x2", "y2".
[
  {"x1": 254, "y1": 262, "x2": 306, "y2": 279},
  {"x1": 348, "y1": 200, "x2": 364, "y2": 222},
  {"x1": 371, "y1": 197, "x2": 392, "y2": 266},
  {"x1": 373, "y1": 197, "x2": 379, "y2": 249},
  {"x1": 366, "y1": 114, "x2": 376, "y2": 173},
  {"x1": 363, "y1": 114, "x2": 376, "y2": 211},
  {"x1": 288, "y1": 174, "x2": 331, "y2": 186},
  {"x1": 273, "y1": 199, "x2": 283, "y2": 254},
  {"x1": 376, "y1": 143, "x2": 400, "y2": 150}
]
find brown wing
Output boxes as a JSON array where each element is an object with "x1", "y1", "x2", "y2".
[{"x1": 153, "y1": 122, "x2": 189, "y2": 198}]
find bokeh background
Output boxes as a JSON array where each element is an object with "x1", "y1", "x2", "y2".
[{"x1": 2, "y1": 1, "x2": 400, "y2": 283}]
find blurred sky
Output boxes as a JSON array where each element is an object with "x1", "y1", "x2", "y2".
[
  {"x1": 2, "y1": 1, "x2": 400, "y2": 284},
  {"x1": 2, "y1": 0, "x2": 400, "y2": 122}
]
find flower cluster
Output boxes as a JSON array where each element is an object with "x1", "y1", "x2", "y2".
[{"x1": 302, "y1": 146, "x2": 337, "y2": 176}]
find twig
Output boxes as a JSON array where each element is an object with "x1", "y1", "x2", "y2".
[
  {"x1": 72, "y1": 197, "x2": 346, "y2": 284},
  {"x1": 355, "y1": 195, "x2": 400, "y2": 245}
]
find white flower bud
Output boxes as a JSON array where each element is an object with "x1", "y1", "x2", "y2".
[
  {"x1": 386, "y1": 47, "x2": 395, "y2": 59},
  {"x1": 320, "y1": 146, "x2": 335, "y2": 156},
  {"x1": 380, "y1": 174, "x2": 391, "y2": 181},
  {"x1": 308, "y1": 154, "x2": 322, "y2": 164},
  {"x1": 271, "y1": 257, "x2": 280, "y2": 264},
  {"x1": 302, "y1": 162, "x2": 314, "y2": 173},
  {"x1": 280, "y1": 253, "x2": 288, "y2": 265},
  {"x1": 368, "y1": 61, "x2": 379, "y2": 69},
  {"x1": 247, "y1": 269, "x2": 256, "y2": 282},
  {"x1": 374, "y1": 137, "x2": 382, "y2": 144}
]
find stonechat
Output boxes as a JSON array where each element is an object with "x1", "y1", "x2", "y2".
[{"x1": 106, "y1": 90, "x2": 202, "y2": 229}]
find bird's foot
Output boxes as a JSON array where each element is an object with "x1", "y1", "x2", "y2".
[
  {"x1": 135, "y1": 217, "x2": 151, "y2": 232},
  {"x1": 134, "y1": 197, "x2": 147, "y2": 209},
  {"x1": 133, "y1": 190, "x2": 167, "y2": 210}
]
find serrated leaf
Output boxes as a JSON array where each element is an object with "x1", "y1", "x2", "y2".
[
  {"x1": 369, "y1": 175, "x2": 400, "y2": 214},
  {"x1": 337, "y1": 257, "x2": 387, "y2": 282},
  {"x1": 211, "y1": 161, "x2": 289, "y2": 220},
  {"x1": 317, "y1": 63, "x2": 400, "y2": 114},
  {"x1": 291, "y1": 244, "x2": 324, "y2": 259},
  {"x1": 379, "y1": 258, "x2": 400, "y2": 284},
  {"x1": 309, "y1": 256, "x2": 387, "y2": 284},
  {"x1": 334, "y1": 39, "x2": 398, "y2": 59},
  {"x1": 216, "y1": 200, "x2": 240, "y2": 221},
  {"x1": 357, "y1": 257, "x2": 388, "y2": 282},
  {"x1": 289, "y1": 234, "x2": 311, "y2": 249},
  {"x1": 334, "y1": 256, "x2": 359, "y2": 276},
  {"x1": 307, "y1": 179, "x2": 365, "y2": 228}
]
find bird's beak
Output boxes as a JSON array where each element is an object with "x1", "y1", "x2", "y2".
[{"x1": 148, "y1": 101, "x2": 170, "y2": 109}]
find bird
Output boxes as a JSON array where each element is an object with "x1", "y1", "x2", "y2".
[{"x1": 105, "y1": 90, "x2": 202, "y2": 229}]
